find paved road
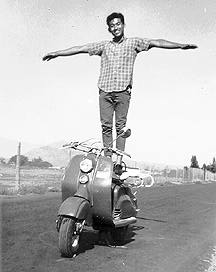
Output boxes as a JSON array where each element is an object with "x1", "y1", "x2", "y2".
[{"x1": 1, "y1": 183, "x2": 216, "y2": 272}]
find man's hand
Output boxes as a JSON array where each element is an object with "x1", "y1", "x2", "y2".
[
  {"x1": 181, "y1": 44, "x2": 198, "y2": 50},
  {"x1": 42, "y1": 52, "x2": 58, "y2": 61}
]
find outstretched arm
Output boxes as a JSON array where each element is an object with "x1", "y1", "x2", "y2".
[
  {"x1": 42, "y1": 44, "x2": 89, "y2": 61},
  {"x1": 149, "y1": 39, "x2": 198, "y2": 50}
]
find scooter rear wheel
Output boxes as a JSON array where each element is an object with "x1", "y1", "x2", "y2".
[{"x1": 58, "y1": 217, "x2": 80, "y2": 257}]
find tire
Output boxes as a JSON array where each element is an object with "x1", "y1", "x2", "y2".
[
  {"x1": 58, "y1": 217, "x2": 81, "y2": 257},
  {"x1": 110, "y1": 226, "x2": 128, "y2": 245}
]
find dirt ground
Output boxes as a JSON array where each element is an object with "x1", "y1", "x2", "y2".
[{"x1": 1, "y1": 183, "x2": 216, "y2": 272}]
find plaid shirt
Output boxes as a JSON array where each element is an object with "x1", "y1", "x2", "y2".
[{"x1": 88, "y1": 37, "x2": 150, "y2": 92}]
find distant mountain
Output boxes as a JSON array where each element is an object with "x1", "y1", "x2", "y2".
[
  {"x1": 0, "y1": 137, "x2": 182, "y2": 169},
  {"x1": 25, "y1": 141, "x2": 80, "y2": 167},
  {"x1": 25, "y1": 142, "x2": 182, "y2": 169},
  {"x1": 124, "y1": 158, "x2": 182, "y2": 171}
]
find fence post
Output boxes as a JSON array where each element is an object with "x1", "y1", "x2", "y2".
[
  {"x1": 15, "y1": 142, "x2": 21, "y2": 192},
  {"x1": 203, "y1": 168, "x2": 206, "y2": 181}
]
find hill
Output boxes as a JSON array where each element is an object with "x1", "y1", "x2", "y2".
[
  {"x1": 25, "y1": 142, "x2": 181, "y2": 170},
  {"x1": 25, "y1": 142, "x2": 81, "y2": 167},
  {"x1": 0, "y1": 138, "x2": 182, "y2": 169}
]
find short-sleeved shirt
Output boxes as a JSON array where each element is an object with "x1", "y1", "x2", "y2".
[{"x1": 87, "y1": 37, "x2": 150, "y2": 92}]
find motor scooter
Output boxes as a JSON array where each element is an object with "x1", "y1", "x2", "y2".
[{"x1": 56, "y1": 128, "x2": 144, "y2": 257}]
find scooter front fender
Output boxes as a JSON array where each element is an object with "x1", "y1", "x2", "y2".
[{"x1": 58, "y1": 196, "x2": 90, "y2": 220}]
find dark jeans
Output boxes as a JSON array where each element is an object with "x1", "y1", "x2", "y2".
[{"x1": 99, "y1": 90, "x2": 131, "y2": 156}]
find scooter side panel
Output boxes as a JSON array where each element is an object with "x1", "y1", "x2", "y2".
[
  {"x1": 62, "y1": 154, "x2": 85, "y2": 202},
  {"x1": 92, "y1": 156, "x2": 113, "y2": 220},
  {"x1": 58, "y1": 196, "x2": 90, "y2": 220}
]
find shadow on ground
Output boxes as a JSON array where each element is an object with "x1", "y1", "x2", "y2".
[{"x1": 76, "y1": 225, "x2": 139, "y2": 255}]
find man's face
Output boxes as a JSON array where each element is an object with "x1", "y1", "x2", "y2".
[{"x1": 108, "y1": 18, "x2": 124, "y2": 38}]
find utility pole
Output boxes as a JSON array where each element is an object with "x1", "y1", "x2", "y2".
[{"x1": 15, "y1": 142, "x2": 21, "y2": 192}]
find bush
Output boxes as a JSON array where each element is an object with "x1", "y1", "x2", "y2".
[
  {"x1": 7, "y1": 155, "x2": 53, "y2": 168},
  {"x1": 8, "y1": 155, "x2": 29, "y2": 166},
  {"x1": 28, "y1": 160, "x2": 53, "y2": 168},
  {"x1": 0, "y1": 157, "x2": 6, "y2": 164}
]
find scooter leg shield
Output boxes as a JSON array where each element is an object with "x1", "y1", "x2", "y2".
[{"x1": 58, "y1": 197, "x2": 90, "y2": 220}]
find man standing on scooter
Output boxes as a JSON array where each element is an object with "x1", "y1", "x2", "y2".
[{"x1": 43, "y1": 12, "x2": 197, "y2": 156}]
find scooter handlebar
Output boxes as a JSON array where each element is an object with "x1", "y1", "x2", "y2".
[
  {"x1": 61, "y1": 141, "x2": 131, "y2": 158},
  {"x1": 112, "y1": 148, "x2": 131, "y2": 158},
  {"x1": 61, "y1": 141, "x2": 102, "y2": 155},
  {"x1": 62, "y1": 141, "x2": 79, "y2": 148}
]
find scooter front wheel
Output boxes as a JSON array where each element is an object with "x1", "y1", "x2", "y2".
[{"x1": 58, "y1": 217, "x2": 81, "y2": 257}]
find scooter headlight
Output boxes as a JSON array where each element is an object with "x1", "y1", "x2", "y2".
[
  {"x1": 80, "y1": 158, "x2": 93, "y2": 173},
  {"x1": 79, "y1": 174, "x2": 89, "y2": 184}
]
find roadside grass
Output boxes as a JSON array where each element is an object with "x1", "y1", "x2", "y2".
[
  {"x1": 153, "y1": 176, "x2": 182, "y2": 186},
  {"x1": 1, "y1": 165, "x2": 211, "y2": 195},
  {"x1": 0, "y1": 165, "x2": 63, "y2": 195},
  {"x1": 0, "y1": 181, "x2": 61, "y2": 196}
]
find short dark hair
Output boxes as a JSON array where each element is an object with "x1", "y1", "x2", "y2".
[{"x1": 106, "y1": 12, "x2": 125, "y2": 26}]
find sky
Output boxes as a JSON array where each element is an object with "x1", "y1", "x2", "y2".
[{"x1": 0, "y1": 0, "x2": 215, "y2": 166}]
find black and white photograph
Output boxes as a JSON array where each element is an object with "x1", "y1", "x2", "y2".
[{"x1": 0, "y1": 1, "x2": 215, "y2": 271}]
